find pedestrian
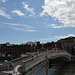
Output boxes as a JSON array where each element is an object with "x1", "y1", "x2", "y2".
[
  {"x1": 4, "y1": 60, "x2": 9, "y2": 71},
  {"x1": 9, "y1": 61, "x2": 13, "y2": 70},
  {"x1": 31, "y1": 52, "x2": 34, "y2": 59}
]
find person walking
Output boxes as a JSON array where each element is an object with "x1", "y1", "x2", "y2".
[
  {"x1": 31, "y1": 52, "x2": 34, "y2": 59},
  {"x1": 9, "y1": 61, "x2": 13, "y2": 70}
]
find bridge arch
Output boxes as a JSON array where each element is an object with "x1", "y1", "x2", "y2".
[
  {"x1": 49, "y1": 55, "x2": 71, "y2": 62},
  {"x1": 13, "y1": 50, "x2": 71, "y2": 74},
  {"x1": 47, "y1": 50, "x2": 71, "y2": 61}
]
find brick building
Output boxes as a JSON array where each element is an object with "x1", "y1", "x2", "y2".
[
  {"x1": 0, "y1": 41, "x2": 61, "y2": 57},
  {"x1": 0, "y1": 44, "x2": 7, "y2": 54},
  {"x1": 0, "y1": 42, "x2": 42, "y2": 56},
  {"x1": 51, "y1": 41, "x2": 61, "y2": 50}
]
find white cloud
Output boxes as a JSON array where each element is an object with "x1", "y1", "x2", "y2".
[
  {"x1": 2, "y1": 22, "x2": 33, "y2": 28},
  {"x1": 11, "y1": 10, "x2": 25, "y2": 17},
  {"x1": 1, "y1": 0, "x2": 7, "y2": 2},
  {"x1": 0, "y1": 9, "x2": 11, "y2": 19},
  {"x1": 2, "y1": 22, "x2": 37, "y2": 32},
  {"x1": 40, "y1": 38, "x2": 54, "y2": 41},
  {"x1": 25, "y1": 29, "x2": 36, "y2": 32},
  {"x1": 10, "y1": 27, "x2": 36, "y2": 32},
  {"x1": 54, "y1": 34, "x2": 75, "y2": 39},
  {"x1": 22, "y1": 2, "x2": 35, "y2": 16},
  {"x1": 41, "y1": 34, "x2": 75, "y2": 41},
  {"x1": 47, "y1": 24, "x2": 66, "y2": 28},
  {"x1": 41, "y1": 0, "x2": 75, "y2": 28},
  {"x1": 47, "y1": 24, "x2": 60, "y2": 28}
]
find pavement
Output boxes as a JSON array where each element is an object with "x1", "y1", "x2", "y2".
[
  {"x1": 0, "y1": 53, "x2": 39, "y2": 75},
  {"x1": 0, "y1": 71, "x2": 13, "y2": 75}
]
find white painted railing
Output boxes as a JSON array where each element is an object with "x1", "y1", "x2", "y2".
[{"x1": 13, "y1": 49, "x2": 71, "y2": 75}]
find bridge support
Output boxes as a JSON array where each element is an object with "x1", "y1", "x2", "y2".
[{"x1": 49, "y1": 59, "x2": 53, "y2": 69}]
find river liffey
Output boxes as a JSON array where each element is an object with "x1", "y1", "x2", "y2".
[
  {"x1": 56, "y1": 62, "x2": 75, "y2": 75},
  {"x1": 32, "y1": 62, "x2": 75, "y2": 75}
]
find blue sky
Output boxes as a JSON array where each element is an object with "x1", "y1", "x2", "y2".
[{"x1": 0, "y1": 0, "x2": 75, "y2": 44}]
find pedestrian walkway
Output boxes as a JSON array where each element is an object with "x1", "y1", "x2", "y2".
[
  {"x1": 0, "y1": 71, "x2": 13, "y2": 75},
  {"x1": 0, "y1": 65, "x2": 22, "y2": 75}
]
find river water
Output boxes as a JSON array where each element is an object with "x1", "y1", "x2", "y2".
[
  {"x1": 56, "y1": 62, "x2": 75, "y2": 75},
  {"x1": 32, "y1": 62, "x2": 75, "y2": 75}
]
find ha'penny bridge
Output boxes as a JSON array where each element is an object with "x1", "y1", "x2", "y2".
[{"x1": 11, "y1": 48, "x2": 72, "y2": 75}]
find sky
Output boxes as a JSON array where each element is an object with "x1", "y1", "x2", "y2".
[{"x1": 0, "y1": 0, "x2": 75, "y2": 44}]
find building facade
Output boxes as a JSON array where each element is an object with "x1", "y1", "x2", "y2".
[
  {"x1": 58, "y1": 36, "x2": 75, "y2": 54},
  {"x1": 0, "y1": 41, "x2": 61, "y2": 57},
  {"x1": 51, "y1": 41, "x2": 61, "y2": 50},
  {"x1": 0, "y1": 42, "x2": 41, "y2": 56}
]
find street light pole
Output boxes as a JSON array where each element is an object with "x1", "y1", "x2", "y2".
[
  {"x1": 46, "y1": 56, "x2": 48, "y2": 75},
  {"x1": 35, "y1": 41, "x2": 38, "y2": 57},
  {"x1": 31, "y1": 42, "x2": 33, "y2": 53},
  {"x1": 35, "y1": 41, "x2": 37, "y2": 52},
  {"x1": 42, "y1": 43, "x2": 44, "y2": 49}
]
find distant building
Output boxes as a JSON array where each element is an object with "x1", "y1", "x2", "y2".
[
  {"x1": 0, "y1": 41, "x2": 41, "y2": 57},
  {"x1": 51, "y1": 41, "x2": 61, "y2": 50},
  {"x1": 26, "y1": 41, "x2": 40, "y2": 46},
  {"x1": 0, "y1": 44, "x2": 7, "y2": 53},
  {"x1": 58, "y1": 36, "x2": 75, "y2": 54},
  {"x1": 0, "y1": 40, "x2": 62, "y2": 56}
]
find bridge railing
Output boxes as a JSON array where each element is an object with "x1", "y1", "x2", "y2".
[
  {"x1": 13, "y1": 49, "x2": 72, "y2": 74},
  {"x1": 12, "y1": 55, "x2": 29, "y2": 62}
]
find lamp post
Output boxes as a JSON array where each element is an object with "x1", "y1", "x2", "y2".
[
  {"x1": 35, "y1": 41, "x2": 37, "y2": 52},
  {"x1": 23, "y1": 60, "x2": 25, "y2": 73},
  {"x1": 46, "y1": 56, "x2": 48, "y2": 75},
  {"x1": 42, "y1": 43, "x2": 44, "y2": 49},
  {"x1": 31, "y1": 42, "x2": 33, "y2": 53},
  {"x1": 45, "y1": 46, "x2": 48, "y2": 75},
  {"x1": 35, "y1": 41, "x2": 38, "y2": 56}
]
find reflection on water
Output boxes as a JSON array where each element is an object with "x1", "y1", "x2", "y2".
[
  {"x1": 33, "y1": 62, "x2": 75, "y2": 75},
  {"x1": 56, "y1": 63, "x2": 75, "y2": 75}
]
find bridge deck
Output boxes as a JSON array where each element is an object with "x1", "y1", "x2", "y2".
[{"x1": 10, "y1": 49, "x2": 71, "y2": 75}]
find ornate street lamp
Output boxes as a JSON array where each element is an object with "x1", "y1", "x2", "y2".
[
  {"x1": 31, "y1": 42, "x2": 33, "y2": 52},
  {"x1": 42, "y1": 43, "x2": 44, "y2": 49},
  {"x1": 35, "y1": 41, "x2": 37, "y2": 52}
]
